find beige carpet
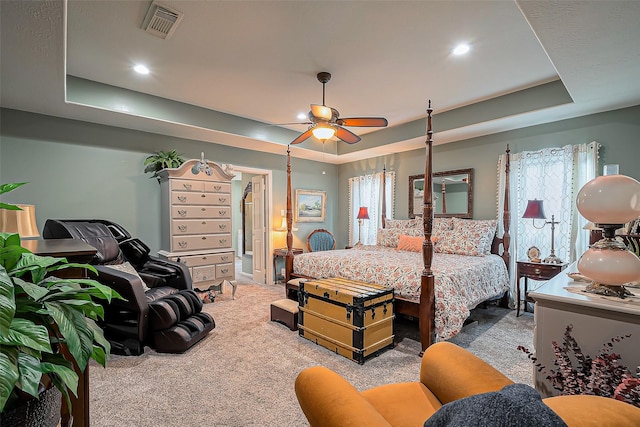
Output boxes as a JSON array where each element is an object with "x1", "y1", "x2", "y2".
[{"x1": 89, "y1": 273, "x2": 534, "y2": 427}]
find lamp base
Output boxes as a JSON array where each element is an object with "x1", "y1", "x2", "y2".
[
  {"x1": 543, "y1": 254, "x2": 563, "y2": 264},
  {"x1": 583, "y1": 282, "x2": 634, "y2": 299}
]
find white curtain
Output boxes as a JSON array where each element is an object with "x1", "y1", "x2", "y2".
[
  {"x1": 348, "y1": 171, "x2": 395, "y2": 246},
  {"x1": 497, "y1": 142, "x2": 599, "y2": 304}
]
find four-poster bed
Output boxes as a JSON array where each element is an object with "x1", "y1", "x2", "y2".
[{"x1": 284, "y1": 102, "x2": 511, "y2": 352}]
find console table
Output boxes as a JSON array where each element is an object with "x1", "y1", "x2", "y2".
[
  {"x1": 23, "y1": 238, "x2": 97, "y2": 427},
  {"x1": 529, "y1": 262, "x2": 640, "y2": 397}
]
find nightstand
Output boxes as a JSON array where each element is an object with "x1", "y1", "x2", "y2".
[
  {"x1": 273, "y1": 248, "x2": 303, "y2": 283},
  {"x1": 516, "y1": 260, "x2": 568, "y2": 317}
]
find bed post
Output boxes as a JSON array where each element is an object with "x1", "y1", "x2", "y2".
[
  {"x1": 502, "y1": 145, "x2": 511, "y2": 268},
  {"x1": 381, "y1": 165, "x2": 387, "y2": 229},
  {"x1": 285, "y1": 144, "x2": 294, "y2": 286},
  {"x1": 419, "y1": 101, "x2": 436, "y2": 354}
]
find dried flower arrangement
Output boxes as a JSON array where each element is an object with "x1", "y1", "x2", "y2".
[{"x1": 518, "y1": 324, "x2": 640, "y2": 408}]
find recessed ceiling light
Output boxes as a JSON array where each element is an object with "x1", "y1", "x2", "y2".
[
  {"x1": 133, "y1": 64, "x2": 150, "y2": 75},
  {"x1": 297, "y1": 112, "x2": 307, "y2": 120},
  {"x1": 452, "y1": 44, "x2": 471, "y2": 56}
]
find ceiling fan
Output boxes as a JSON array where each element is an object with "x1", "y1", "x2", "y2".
[{"x1": 290, "y1": 72, "x2": 388, "y2": 145}]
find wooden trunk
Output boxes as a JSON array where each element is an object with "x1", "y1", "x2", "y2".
[{"x1": 298, "y1": 277, "x2": 394, "y2": 364}]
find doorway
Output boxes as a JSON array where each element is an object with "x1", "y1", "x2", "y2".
[{"x1": 232, "y1": 165, "x2": 273, "y2": 285}]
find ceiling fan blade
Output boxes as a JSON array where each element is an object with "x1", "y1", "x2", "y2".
[
  {"x1": 291, "y1": 128, "x2": 314, "y2": 145},
  {"x1": 336, "y1": 126, "x2": 361, "y2": 144},
  {"x1": 310, "y1": 104, "x2": 333, "y2": 121},
  {"x1": 339, "y1": 117, "x2": 388, "y2": 127}
]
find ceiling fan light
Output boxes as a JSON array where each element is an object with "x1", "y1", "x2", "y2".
[{"x1": 312, "y1": 126, "x2": 335, "y2": 141}]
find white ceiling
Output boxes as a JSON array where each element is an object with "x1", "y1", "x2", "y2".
[{"x1": 2, "y1": 1, "x2": 640, "y2": 164}]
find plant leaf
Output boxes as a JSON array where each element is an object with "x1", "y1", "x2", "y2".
[
  {"x1": 0, "y1": 182, "x2": 27, "y2": 196},
  {"x1": 0, "y1": 347, "x2": 20, "y2": 411},
  {"x1": 0, "y1": 267, "x2": 16, "y2": 337},
  {"x1": 1, "y1": 318, "x2": 52, "y2": 353},
  {"x1": 15, "y1": 353, "x2": 43, "y2": 398},
  {"x1": 45, "y1": 301, "x2": 85, "y2": 368}
]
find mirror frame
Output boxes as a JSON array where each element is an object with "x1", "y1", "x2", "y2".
[{"x1": 408, "y1": 168, "x2": 473, "y2": 219}]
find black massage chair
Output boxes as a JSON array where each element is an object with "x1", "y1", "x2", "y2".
[{"x1": 43, "y1": 219, "x2": 215, "y2": 355}]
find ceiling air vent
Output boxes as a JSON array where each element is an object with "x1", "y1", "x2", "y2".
[{"x1": 142, "y1": 1, "x2": 184, "y2": 40}]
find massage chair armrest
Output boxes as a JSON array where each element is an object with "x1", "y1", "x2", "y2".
[
  {"x1": 93, "y1": 266, "x2": 149, "y2": 313},
  {"x1": 141, "y1": 257, "x2": 193, "y2": 290},
  {"x1": 419, "y1": 342, "x2": 514, "y2": 405},
  {"x1": 295, "y1": 366, "x2": 391, "y2": 427}
]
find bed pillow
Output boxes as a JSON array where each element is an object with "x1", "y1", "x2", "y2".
[
  {"x1": 454, "y1": 218, "x2": 497, "y2": 255},
  {"x1": 385, "y1": 218, "x2": 415, "y2": 231},
  {"x1": 103, "y1": 261, "x2": 150, "y2": 292},
  {"x1": 436, "y1": 218, "x2": 497, "y2": 256},
  {"x1": 433, "y1": 217, "x2": 454, "y2": 235}
]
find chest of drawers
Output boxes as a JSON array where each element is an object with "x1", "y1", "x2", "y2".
[{"x1": 157, "y1": 158, "x2": 237, "y2": 298}]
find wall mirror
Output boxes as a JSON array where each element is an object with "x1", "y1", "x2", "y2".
[{"x1": 409, "y1": 168, "x2": 473, "y2": 219}]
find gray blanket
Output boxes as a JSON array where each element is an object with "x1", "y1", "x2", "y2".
[{"x1": 424, "y1": 384, "x2": 567, "y2": 427}]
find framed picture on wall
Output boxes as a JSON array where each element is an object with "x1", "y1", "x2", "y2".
[{"x1": 294, "y1": 189, "x2": 326, "y2": 223}]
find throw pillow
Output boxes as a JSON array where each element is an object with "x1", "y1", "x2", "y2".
[
  {"x1": 424, "y1": 383, "x2": 567, "y2": 427},
  {"x1": 397, "y1": 234, "x2": 423, "y2": 252},
  {"x1": 103, "y1": 262, "x2": 150, "y2": 292}
]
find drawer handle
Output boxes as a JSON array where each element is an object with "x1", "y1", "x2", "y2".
[
  {"x1": 178, "y1": 210, "x2": 187, "y2": 217},
  {"x1": 201, "y1": 208, "x2": 206, "y2": 211},
  {"x1": 219, "y1": 210, "x2": 227, "y2": 216},
  {"x1": 178, "y1": 225, "x2": 187, "y2": 232},
  {"x1": 219, "y1": 224, "x2": 227, "y2": 230},
  {"x1": 219, "y1": 197, "x2": 226, "y2": 203},
  {"x1": 534, "y1": 268, "x2": 541, "y2": 275},
  {"x1": 214, "y1": 185, "x2": 222, "y2": 191},
  {"x1": 183, "y1": 183, "x2": 192, "y2": 190},
  {"x1": 219, "y1": 238, "x2": 227, "y2": 244},
  {"x1": 201, "y1": 257, "x2": 208, "y2": 260},
  {"x1": 178, "y1": 241, "x2": 188, "y2": 248},
  {"x1": 177, "y1": 196, "x2": 187, "y2": 203},
  {"x1": 202, "y1": 236, "x2": 207, "y2": 240},
  {"x1": 221, "y1": 268, "x2": 229, "y2": 274},
  {"x1": 201, "y1": 194, "x2": 206, "y2": 198},
  {"x1": 221, "y1": 256, "x2": 229, "y2": 261},
  {"x1": 201, "y1": 221, "x2": 207, "y2": 225}
]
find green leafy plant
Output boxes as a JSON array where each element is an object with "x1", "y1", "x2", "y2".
[
  {"x1": 519, "y1": 324, "x2": 640, "y2": 407},
  {"x1": 0, "y1": 182, "x2": 122, "y2": 413},
  {"x1": 143, "y1": 149, "x2": 185, "y2": 182}
]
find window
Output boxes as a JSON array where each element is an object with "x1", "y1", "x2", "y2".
[
  {"x1": 348, "y1": 171, "x2": 395, "y2": 245},
  {"x1": 498, "y1": 142, "x2": 599, "y2": 299}
]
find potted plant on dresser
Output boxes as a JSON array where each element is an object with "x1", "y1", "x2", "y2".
[
  {"x1": 143, "y1": 149, "x2": 185, "y2": 182},
  {"x1": 0, "y1": 182, "x2": 121, "y2": 426}
]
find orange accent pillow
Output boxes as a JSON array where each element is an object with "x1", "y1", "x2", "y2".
[{"x1": 397, "y1": 235, "x2": 423, "y2": 252}]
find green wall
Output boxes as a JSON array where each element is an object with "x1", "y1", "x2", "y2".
[
  {"x1": 2, "y1": 105, "x2": 639, "y2": 253},
  {"x1": 0, "y1": 108, "x2": 338, "y2": 255},
  {"x1": 337, "y1": 105, "x2": 640, "y2": 248}
]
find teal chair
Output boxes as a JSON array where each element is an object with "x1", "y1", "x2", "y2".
[{"x1": 306, "y1": 229, "x2": 336, "y2": 252}]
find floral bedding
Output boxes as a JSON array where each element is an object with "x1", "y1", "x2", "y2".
[{"x1": 293, "y1": 245, "x2": 509, "y2": 340}]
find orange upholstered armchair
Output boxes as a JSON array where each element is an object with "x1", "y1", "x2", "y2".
[{"x1": 295, "y1": 342, "x2": 640, "y2": 426}]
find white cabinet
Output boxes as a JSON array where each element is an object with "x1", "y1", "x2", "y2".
[
  {"x1": 157, "y1": 158, "x2": 237, "y2": 299},
  {"x1": 529, "y1": 262, "x2": 640, "y2": 397}
]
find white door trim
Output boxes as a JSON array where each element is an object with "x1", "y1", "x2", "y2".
[{"x1": 228, "y1": 164, "x2": 274, "y2": 285}]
